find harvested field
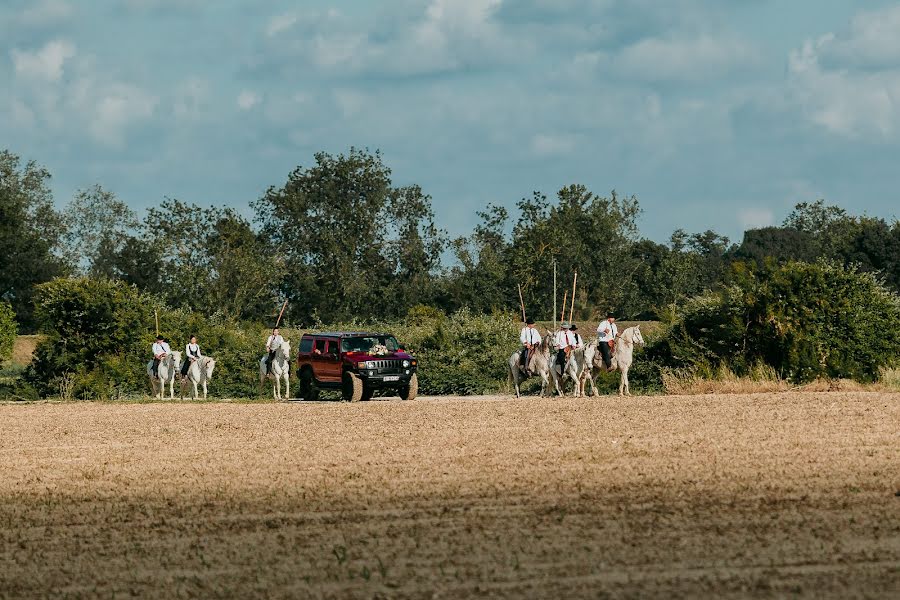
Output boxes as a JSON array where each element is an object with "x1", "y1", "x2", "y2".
[{"x1": 1, "y1": 393, "x2": 899, "y2": 599}]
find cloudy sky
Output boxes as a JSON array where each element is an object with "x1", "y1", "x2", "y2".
[{"x1": 3, "y1": 0, "x2": 900, "y2": 243}]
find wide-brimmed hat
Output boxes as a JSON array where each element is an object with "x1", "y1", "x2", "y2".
[
  {"x1": 560, "y1": 322, "x2": 571, "y2": 329},
  {"x1": 155, "y1": 334, "x2": 164, "y2": 341},
  {"x1": 570, "y1": 323, "x2": 578, "y2": 331},
  {"x1": 525, "y1": 317, "x2": 535, "y2": 325},
  {"x1": 606, "y1": 312, "x2": 616, "y2": 319}
]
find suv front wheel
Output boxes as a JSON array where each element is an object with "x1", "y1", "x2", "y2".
[
  {"x1": 342, "y1": 372, "x2": 363, "y2": 403},
  {"x1": 399, "y1": 373, "x2": 418, "y2": 401}
]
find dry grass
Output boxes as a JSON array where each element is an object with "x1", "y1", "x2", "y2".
[
  {"x1": 1, "y1": 393, "x2": 899, "y2": 598},
  {"x1": 10, "y1": 334, "x2": 41, "y2": 366},
  {"x1": 663, "y1": 365, "x2": 900, "y2": 396}
]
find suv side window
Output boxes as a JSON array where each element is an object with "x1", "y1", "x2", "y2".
[
  {"x1": 324, "y1": 340, "x2": 337, "y2": 357},
  {"x1": 299, "y1": 337, "x2": 313, "y2": 353},
  {"x1": 314, "y1": 339, "x2": 327, "y2": 354}
]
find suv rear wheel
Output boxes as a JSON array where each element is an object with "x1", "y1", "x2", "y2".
[
  {"x1": 300, "y1": 368, "x2": 320, "y2": 401},
  {"x1": 342, "y1": 372, "x2": 363, "y2": 403},
  {"x1": 399, "y1": 373, "x2": 418, "y2": 401}
]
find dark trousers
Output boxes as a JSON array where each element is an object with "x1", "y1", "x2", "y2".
[
  {"x1": 152, "y1": 358, "x2": 160, "y2": 377},
  {"x1": 556, "y1": 349, "x2": 567, "y2": 369},
  {"x1": 520, "y1": 347, "x2": 529, "y2": 369},
  {"x1": 599, "y1": 341, "x2": 613, "y2": 369},
  {"x1": 181, "y1": 359, "x2": 190, "y2": 376},
  {"x1": 266, "y1": 350, "x2": 276, "y2": 374}
]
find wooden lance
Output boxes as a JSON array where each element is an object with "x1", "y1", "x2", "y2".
[
  {"x1": 559, "y1": 290, "x2": 568, "y2": 326},
  {"x1": 517, "y1": 284, "x2": 527, "y2": 323},
  {"x1": 154, "y1": 309, "x2": 159, "y2": 337},
  {"x1": 569, "y1": 270, "x2": 578, "y2": 324},
  {"x1": 274, "y1": 300, "x2": 288, "y2": 328}
]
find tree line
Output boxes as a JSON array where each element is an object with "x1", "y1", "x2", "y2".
[{"x1": 2, "y1": 146, "x2": 899, "y2": 333}]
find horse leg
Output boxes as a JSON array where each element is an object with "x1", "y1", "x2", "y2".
[
  {"x1": 619, "y1": 369, "x2": 625, "y2": 396},
  {"x1": 285, "y1": 372, "x2": 290, "y2": 400},
  {"x1": 624, "y1": 367, "x2": 631, "y2": 396},
  {"x1": 202, "y1": 380, "x2": 207, "y2": 400},
  {"x1": 588, "y1": 371, "x2": 598, "y2": 397}
]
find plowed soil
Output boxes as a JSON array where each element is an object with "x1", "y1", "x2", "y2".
[{"x1": 1, "y1": 393, "x2": 899, "y2": 598}]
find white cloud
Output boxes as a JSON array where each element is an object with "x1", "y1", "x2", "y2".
[
  {"x1": 530, "y1": 133, "x2": 576, "y2": 156},
  {"x1": 614, "y1": 34, "x2": 758, "y2": 82},
  {"x1": 788, "y1": 34, "x2": 900, "y2": 139},
  {"x1": 237, "y1": 90, "x2": 261, "y2": 110},
  {"x1": 87, "y1": 84, "x2": 159, "y2": 146},
  {"x1": 738, "y1": 207, "x2": 774, "y2": 230},
  {"x1": 817, "y1": 5, "x2": 900, "y2": 68},
  {"x1": 20, "y1": 0, "x2": 73, "y2": 26},
  {"x1": 266, "y1": 12, "x2": 298, "y2": 37},
  {"x1": 11, "y1": 39, "x2": 76, "y2": 81}
]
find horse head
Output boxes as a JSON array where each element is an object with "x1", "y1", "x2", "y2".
[
  {"x1": 203, "y1": 356, "x2": 216, "y2": 379},
  {"x1": 632, "y1": 325, "x2": 645, "y2": 347},
  {"x1": 279, "y1": 340, "x2": 292, "y2": 360},
  {"x1": 170, "y1": 350, "x2": 182, "y2": 370}
]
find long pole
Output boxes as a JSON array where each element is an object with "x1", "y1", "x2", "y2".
[
  {"x1": 559, "y1": 290, "x2": 568, "y2": 326},
  {"x1": 154, "y1": 310, "x2": 159, "y2": 337},
  {"x1": 517, "y1": 284, "x2": 526, "y2": 323},
  {"x1": 274, "y1": 300, "x2": 288, "y2": 328},
  {"x1": 569, "y1": 270, "x2": 578, "y2": 324},
  {"x1": 553, "y1": 259, "x2": 557, "y2": 332}
]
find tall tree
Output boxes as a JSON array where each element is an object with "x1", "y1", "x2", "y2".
[
  {"x1": 0, "y1": 150, "x2": 66, "y2": 329},
  {"x1": 62, "y1": 184, "x2": 138, "y2": 276},
  {"x1": 254, "y1": 148, "x2": 445, "y2": 322}
]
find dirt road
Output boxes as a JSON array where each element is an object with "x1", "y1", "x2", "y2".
[{"x1": 1, "y1": 393, "x2": 898, "y2": 598}]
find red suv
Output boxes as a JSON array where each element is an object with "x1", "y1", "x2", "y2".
[{"x1": 296, "y1": 332, "x2": 418, "y2": 402}]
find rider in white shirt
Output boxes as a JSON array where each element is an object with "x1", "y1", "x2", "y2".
[
  {"x1": 519, "y1": 317, "x2": 541, "y2": 374},
  {"x1": 181, "y1": 335, "x2": 202, "y2": 377},
  {"x1": 265, "y1": 328, "x2": 284, "y2": 375},
  {"x1": 151, "y1": 335, "x2": 171, "y2": 378},
  {"x1": 554, "y1": 323, "x2": 578, "y2": 369},
  {"x1": 596, "y1": 312, "x2": 618, "y2": 370}
]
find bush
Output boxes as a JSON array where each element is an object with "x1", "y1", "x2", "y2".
[
  {"x1": 0, "y1": 301, "x2": 15, "y2": 361},
  {"x1": 669, "y1": 261, "x2": 900, "y2": 383}
]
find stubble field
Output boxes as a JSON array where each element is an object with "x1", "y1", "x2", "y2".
[{"x1": 1, "y1": 392, "x2": 899, "y2": 599}]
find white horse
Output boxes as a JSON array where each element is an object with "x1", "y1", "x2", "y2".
[
  {"x1": 147, "y1": 350, "x2": 182, "y2": 399},
  {"x1": 508, "y1": 332, "x2": 561, "y2": 398},
  {"x1": 583, "y1": 325, "x2": 645, "y2": 396},
  {"x1": 181, "y1": 355, "x2": 216, "y2": 400},
  {"x1": 259, "y1": 340, "x2": 291, "y2": 400}
]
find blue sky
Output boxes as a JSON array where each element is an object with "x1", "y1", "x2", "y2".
[{"x1": 3, "y1": 0, "x2": 899, "y2": 244}]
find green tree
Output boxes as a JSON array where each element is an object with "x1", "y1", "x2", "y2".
[
  {"x1": 0, "y1": 150, "x2": 66, "y2": 329},
  {"x1": 254, "y1": 148, "x2": 445, "y2": 322},
  {"x1": 62, "y1": 184, "x2": 138, "y2": 276}
]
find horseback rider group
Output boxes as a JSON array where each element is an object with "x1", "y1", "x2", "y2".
[
  {"x1": 518, "y1": 313, "x2": 618, "y2": 376},
  {"x1": 151, "y1": 334, "x2": 204, "y2": 379}
]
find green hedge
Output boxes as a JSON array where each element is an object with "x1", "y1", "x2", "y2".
[{"x1": 656, "y1": 261, "x2": 900, "y2": 383}]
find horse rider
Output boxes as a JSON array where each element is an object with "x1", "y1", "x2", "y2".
[
  {"x1": 569, "y1": 323, "x2": 584, "y2": 349},
  {"x1": 151, "y1": 334, "x2": 170, "y2": 378},
  {"x1": 181, "y1": 334, "x2": 202, "y2": 378},
  {"x1": 554, "y1": 323, "x2": 580, "y2": 372},
  {"x1": 596, "y1": 312, "x2": 618, "y2": 371},
  {"x1": 265, "y1": 327, "x2": 284, "y2": 375},
  {"x1": 519, "y1": 317, "x2": 541, "y2": 375}
]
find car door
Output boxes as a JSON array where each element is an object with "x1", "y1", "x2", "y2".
[{"x1": 321, "y1": 339, "x2": 342, "y2": 382}]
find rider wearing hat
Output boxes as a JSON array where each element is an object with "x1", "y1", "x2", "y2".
[
  {"x1": 554, "y1": 323, "x2": 581, "y2": 370},
  {"x1": 519, "y1": 317, "x2": 540, "y2": 375},
  {"x1": 151, "y1": 334, "x2": 170, "y2": 378},
  {"x1": 596, "y1": 312, "x2": 618, "y2": 370}
]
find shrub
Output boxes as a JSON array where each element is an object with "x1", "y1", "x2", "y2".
[
  {"x1": 671, "y1": 261, "x2": 900, "y2": 383},
  {"x1": 0, "y1": 301, "x2": 15, "y2": 361}
]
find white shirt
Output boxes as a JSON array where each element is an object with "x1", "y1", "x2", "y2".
[
  {"x1": 152, "y1": 341, "x2": 170, "y2": 357},
  {"x1": 266, "y1": 334, "x2": 284, "y2": 351},
  {"x1": 555, "y1": 330, "x2": 580, "y2": 349},
  {"x1": 520, "y1": 326, "x2": 541, "y2": 346},
  {"x1": 597, "y1": 320, "x2": 618, "y2": 342},
  {"x1": 186, "y1": 343, "x2": 201, "y2": 359}
]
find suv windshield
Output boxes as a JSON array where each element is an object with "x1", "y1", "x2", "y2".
[{"x1": 341, "y1": 336, "x2": 400, "y2": 353}]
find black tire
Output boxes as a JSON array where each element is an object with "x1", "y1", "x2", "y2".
[
  {"x1": 399, "y1": 373, "x2": 418, "y2": 401},
  {"x1": 300, "y1": 368, "x2": 320, "y2": 401},
  {"x1": 342, "y1": 372, "x2": 363, "y2": 403},
  {"x1": 361, "y1": 385, "x2": 374, "y2": 402}
]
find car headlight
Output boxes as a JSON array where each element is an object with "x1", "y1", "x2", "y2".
[
  {"x1": 402, "y1": 360, "x2": 410, "y2": 368},
  {"x1": 366, "y1": 361, "x2": 376, "y2": 369}
]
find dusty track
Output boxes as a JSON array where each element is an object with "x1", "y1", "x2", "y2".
[{"x1": 1, "y1": 393, "x2": 899, "y2": 598}]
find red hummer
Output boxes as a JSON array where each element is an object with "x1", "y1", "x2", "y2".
[{"x1": 296, "y1": 332, "x2": 418, "y2": 402}]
